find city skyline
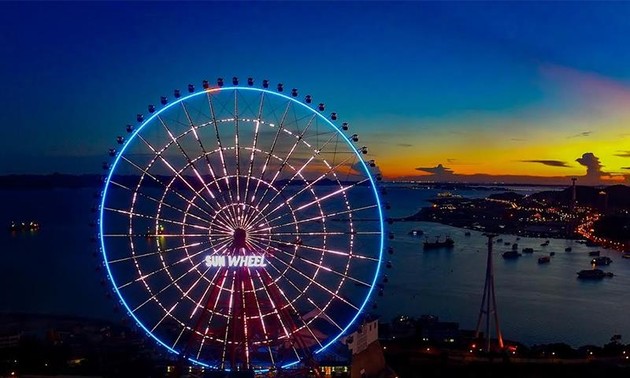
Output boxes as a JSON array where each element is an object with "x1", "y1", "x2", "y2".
[{"x1": 2, "y1": 1, "x2": 630, "y2": 185}]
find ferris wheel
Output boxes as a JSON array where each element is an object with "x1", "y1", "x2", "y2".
[{"x1": 98, "y1": 77, "x2": 385, "y2": 372}]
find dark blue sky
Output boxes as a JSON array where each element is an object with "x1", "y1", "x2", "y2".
[{"x1": 2, "y1": 1, "x2": 630, "y2": 182}]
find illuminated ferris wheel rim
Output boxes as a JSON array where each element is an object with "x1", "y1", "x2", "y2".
[{"x1": 98, "y1": 82, "x2": 385, "y2": 370}]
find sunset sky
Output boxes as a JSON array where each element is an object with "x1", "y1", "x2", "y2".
[{"x1": 1, "y1": 1, "x2": 630, "y2": 185}]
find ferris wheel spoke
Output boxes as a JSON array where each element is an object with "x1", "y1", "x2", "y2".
[
  {"x1": 206, "y1": 92, "x2": 236, "y2": 208},
  {"x1": 257, "y1": 231, "x2": 379, "y2": 237},
  {"x1": 261, "y1": 239, "x2": 370, "y2": 288},
  {"x1": 248, "y1": 233, "x2": 379, "y2": 263},
  {"x1": 248, "y1": 116, "x2": 318, "y2": 215},
  {"x1": 249, "y1": 99, "x2": 292, "y2": 211},
  {"x1": 103, "y1": 206, "x2": 210, "y2": 232},
  {"x1": 251, "y1": 270, "x2": 292, "y2": 345},
  {"x1": 262, "y1": 249, "x2": 359, "y2": 312},
  {"x1": 119, "y1": 246, "x2": 211, "y2": 292},
  {"x1": 130, "y1": 254, "x2": 208, "y2": 314},
  {"x1": 256, "y1": 268, "x2": 324, "y2": 351},
  {"x1": 258, "y1": 178, "x2": 370, "y2": 228},
  {"x1": 265, "y1": 204, "x2": 378, "y2": 230},
  {"x1": 118, "y1": 155, "x2": 216, "y2": 221},
  {"x1": 134, "y1": 134, "x2": 223, "y2": 216},
  {"x1": 102, "y1": 233, "x2": 226, "y2": 239},
  {"x1": 248, "y1": 253, "x2": 330, "y2": 352},
  {"x1": 242, "y1": 92, "x2": 265, "y2": 211},
  {"x1": 220, "y1": 271, "x2": 237, "y2": 369},
  {"x1": 233, "y1": 91, "x2": 242, "y2": 203},
  {"x1": 107, "y1": 240, "x2": 212, "y2": 264},
  {"x1": 150, "y1": 263, "x2": 213, "y2": 334},
  {"x1": 191, "y1": 268, "x2": 230, "y2": 360},
  {"x1": 242, "y1": 113, "x2": 317, "y2": 228},
  {"x1": 248, "y1": 283, "x2": 277, "y2": 367},
  {"x1": 307, "y1": 298, "x2": 344, "y2": 332},
  {"x1": 156, "y1": 114, "x2": 223, "y2": 205},
  {"x1": 109, "y1": 180, "x2": 213, "y2": 226},
  {"x1": 252, "y1": 268, "x2": 314, "y2": 359},
  {"x1": 248, "y1": 142, "x2": 353, "y2": 228},
  {"x1": 255, "y1": 155, "x2": 359, "y2": 227},
  {"x1": 181, "y1": 102, "x2": 231, "y2": 210}
]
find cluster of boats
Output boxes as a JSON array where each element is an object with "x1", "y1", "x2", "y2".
[
  {"x1": 414, "y1": 231, "x2": 628, "y2": 281},
  {"x1": 8, "y1": 221, "x2": 40, "y2": 232},
  {"x1": 422, "y1": 235, "x2": 454, "y2": 250},
  {"x1": 499, "y1": 241, "x2": 620, "y2": 274}
]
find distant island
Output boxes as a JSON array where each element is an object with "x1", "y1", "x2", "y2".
[
  {"x1": 397, "y1": 185, "x2": 630, "y2": 248},
  {"x1": 2, "y1": 174, "x2": 627, "y2": 190},
  {"x1": 0, "y1": 173, "x2": 370, "y2": 190}
]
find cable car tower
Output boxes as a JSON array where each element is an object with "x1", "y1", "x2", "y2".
[{"x1": 474, "y1": 233, "x2": 504, "y2": 352}]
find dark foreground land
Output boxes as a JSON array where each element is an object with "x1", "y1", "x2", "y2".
[{"x1": 384, "y1": 346, "x2": 630, "y2": 378}]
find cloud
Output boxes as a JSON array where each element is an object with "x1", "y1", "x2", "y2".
[
  {"x1": 568, "y1": 131, "x2": 592, "y2": 138},
  {"x1": 614, "y1": 151, "x2": 630, "y2": 158},
  {"x1": 350, "y1": 160, "x2": 381, "y2": 177},
  {"x1": 575, "y1": 152, "x2": 607, "y2": 184},
  {"x1": 416, "y1": 164, "x2": 454, "y2": 176},
  {"x1": 520, "y1": 160, "x2": 570, "y2": 168}
]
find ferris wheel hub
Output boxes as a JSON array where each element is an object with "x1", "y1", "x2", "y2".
[{"x1": 232, "y1": 227, "x2": 248, "y2": 249}]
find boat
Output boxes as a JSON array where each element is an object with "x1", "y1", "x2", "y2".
[
  {"x1": 502, "y1": 251, "x2": 521, "y2": 259},
  {"x1": 565, "y1": 247, "x2": 572, "y2": 252},
  {"x1": 588, "y1": 250, "x2": 600, "y2": 257},
  {"x1": 622, "y1": 252, "x2": 630, "y2": 259},
  {"x1": 408, "y1": 229, "x2": 424, "y2": 237},
  {"x1": 522, "y1": 247, "x2": 534, "y2": 254},
  {"x1": 423, "y1": 236, "x2": 454, "y2": 250},
  {"x1": 538, "y1": 256, "x2": 551, "y2": 264},
  {"x1": 464, "y1": 231, "x2": 471, "y2": 236},
  {"x1": 577, "y1": 269, "x2": 613, "y2": 280},
  {"x1": 541, "y1": 240, "x2": 550, "y2": 247},
  {"x1": 591, "y1": 256, "x2": 612, "y2": 266},
  {"x1": 511, "y1": 243, "x2": 518, "y2": 250},
  {"x1": 549, "y1": 252, "x2": 556, "y2": 256},
  {"x1": 144, "y1": 224, "x2": 165, "y2": 239}
]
